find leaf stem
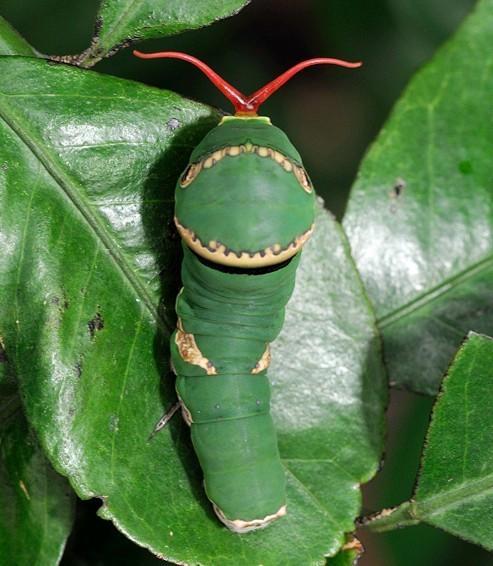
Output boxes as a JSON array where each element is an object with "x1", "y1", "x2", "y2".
[
  {"x1": 77, "y1": 50, "x2": 104, "y2": 69},
  {"x1": 363, "y1": 502, "x2": 420, "y2": 532}
]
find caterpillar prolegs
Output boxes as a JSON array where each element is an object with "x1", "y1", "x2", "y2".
[{"x1": 135, "y1": 51, "x2": 361, "y2": 532}]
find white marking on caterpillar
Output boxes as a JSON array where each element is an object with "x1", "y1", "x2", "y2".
[
  {"x1": 175, "y1": 319, "x2": 217, "y2": 375},
  {"x1": 175, "y1": 218, "x2": 314, "y2": 269},
  {"x1": 251, "y1": 345, "x2": 271, "y2": 374},
  {"x1": 180, "y1": 162, "x2": 202, "y2": 187},
  {"x1": 179, "y1": 144, "x2": 313, "y2": 193},
  {"x1": 212, "y1": 503, "x2": 287, "y2": 534}
]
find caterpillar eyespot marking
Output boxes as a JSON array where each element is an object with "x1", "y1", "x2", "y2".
[
  {"x1": 179, "y1": 143, "x2": 313, "y2": 193},
  {"x1": 174, "y1": 217, "x2": 315, "y2": 269},
  {"x1": 134, "y1": 49, "x2": 361, "y2": 532}
]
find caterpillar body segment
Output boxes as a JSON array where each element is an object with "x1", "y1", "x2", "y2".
[
  {"x1": 171, "y1": 245, "x2": 300, "y2": 531},
  {"x1": 170, "y1": 116, "x2": 314, "y2": 531}
]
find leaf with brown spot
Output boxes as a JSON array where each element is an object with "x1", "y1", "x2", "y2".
[
  {"x1": 344, "y1": 0, "x2": 493, "y2": 395},
  {"x1": 0, "y1": 55, "x2": 385, "y2": 563},
  {"x1": 0, "y1": 24, "x2": 75, "y2": 564}
]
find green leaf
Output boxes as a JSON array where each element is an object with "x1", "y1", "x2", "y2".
[
  {"x1": 0, "y1": 21, "x2": 74, "y2": 566},
  {"x1": 80, "y1": 0, "x2": 250, "y2": 67},
  {"x1": 271, "y1": 203, "x2": 387, "y2": 561},
  {"x1": 326, "y1": 538, "x2": 363, "y2": 565},
  {"x1": 343, "y1": 0, "x2": 493, "y2": 394},
  {"x1": 0, "y1": 57, "x2": 386, "y2": 564},
  {"x1": 366, "y1": 333, "x2": 493, "y2": 550},
  {"x1": 0, "y1": 16, "x2": 37, "y2": 57},
  {"x1": 0, "y1": 387, "x2": 75, "y2": 564}
]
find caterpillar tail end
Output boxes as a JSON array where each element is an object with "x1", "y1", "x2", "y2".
[{"x1": 212, "y1": 503, "x2": 287, "y2": 534}]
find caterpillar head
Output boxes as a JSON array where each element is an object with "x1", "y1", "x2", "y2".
[
  {"x1": 174, "y1": 116, "x2": 316, "y2": 268},
  {"x1": 135, "y1": 51, "x2": 361, "y2": 268}
]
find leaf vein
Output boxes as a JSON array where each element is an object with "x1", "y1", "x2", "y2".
[
  {"x1": 110, "y1": 311, "x2": 143, "y2": 483},
  {"x1": 14, "y1": 162, "x2": 40, "y2": 360},
  {"x1": 283, "y1": 465, "x2": 340, "y2": 528},
  {"x1": 378, "y1": 253, "x2": 493, "y2": 328},
  {"x1": 0, "y1": 101, "x2": 167, "y2": 333},
  {"x1": 417, "y1": 472, "x2": 493, "y2": 519}
]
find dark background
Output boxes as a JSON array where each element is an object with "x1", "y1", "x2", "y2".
[{"x1": 3, "y1": 1, "x2": 492, "y2": 564}]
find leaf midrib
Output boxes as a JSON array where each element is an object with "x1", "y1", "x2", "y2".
[
  {"x1": 97, "y1": 0, "x2": 144, "y2": 51},
  {"x1": 415, "y1": 471, "x2": 493, "y2": 519},
  {"x1": 0, "y1": 95, "x2": 166, "y2": 332},
  {"x1": 283, "y1": 466, "x2": 339, "y2": 529},
  {"x1": 367, "y1": 471, "x2": 493, "y2": 534},
  {"x1": 96, "y1": 0, "x2": 240, "y2": 50},
  {"x1": 378, "y1": 252, "x2": 493, "y2": 329}
]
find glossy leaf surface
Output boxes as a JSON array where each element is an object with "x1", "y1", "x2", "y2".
[
  {"x1": 0, "y1": 57, "x2": 386, "y2": 564},
  {"x1": 0, "y1": 23, "x2": 75, "y2": 566},
  {"x1": 367, "y1": 333, "x2": 493, "y2": 550},
  {"x1": 82, "y1": 0, "x2": 250, "y2": 66},
  {"x1": 0, "y1": 393, "x2": 75, "y2": 564},
  {"x1": 343, "y1": 0, "x2": 493, "y2": 394}
]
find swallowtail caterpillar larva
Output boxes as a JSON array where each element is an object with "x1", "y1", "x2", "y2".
[{"x1": 134, "y1": 50, "x2": 361, "y2": 533}]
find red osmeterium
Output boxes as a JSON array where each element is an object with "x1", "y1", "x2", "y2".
[
  {"x1": 246, "y1": 58, "x2": 362, "y2": 113},
  {"x1": 133, "y1": 51, "x2": 251, "y2": 112},
  {"x1": 133, "y1": 50, "x2": 362, "y2": 116}
]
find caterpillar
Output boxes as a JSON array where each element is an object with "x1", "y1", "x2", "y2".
[{"x1": 134, "y1": 50, "x2": 361, "y2": 533}]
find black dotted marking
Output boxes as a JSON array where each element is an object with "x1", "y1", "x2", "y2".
[
  {"x1": 88, "y1": 311, "x2": 104, "y2": 339},
  {"x1": 392, "y1": 178, "x2": 406, "y2": 197}
]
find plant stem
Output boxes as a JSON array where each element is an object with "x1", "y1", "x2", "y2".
[{"x1": 363, "y1": 502, "x2": 420, "y2": 532}]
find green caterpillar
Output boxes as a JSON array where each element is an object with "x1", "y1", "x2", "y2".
[{"x1": 135, "y1": 51, "x2": 360, "y2": 533}]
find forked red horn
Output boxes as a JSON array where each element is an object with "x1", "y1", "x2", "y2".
[{"x1": 133, "y1": 50, "x2": 362, "y2": 115}]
